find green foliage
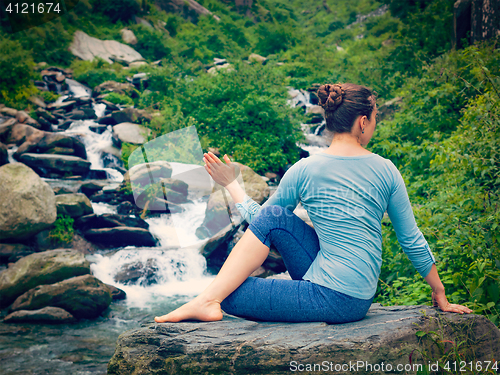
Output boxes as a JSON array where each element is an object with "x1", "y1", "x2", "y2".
[
  {"x1": 0, "y1": 39, "x2": 37, "y2": 107},
  {"x1": 90, "y1": 0, "x2": 140, "y2": 23},
  {"x1": 372, "y1": 42, "x2": 500, "y2": 326},
  {"x1": 128, "y1": 24, "x2": 172, "y2": 61},
  {"x1": 48, "y1": 214, "x2": 75, "y2": 245},
  {"x1": 70, "y1": 58, "x2": 127, "y2": 88},
  {"x1": 105, "y1": 92, "x2": 134, "y2": 106},
  {"x1": 38, "y1": 90, "x2": 61, "y2": 103}
]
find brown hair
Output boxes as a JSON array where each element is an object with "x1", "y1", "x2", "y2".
[{"x1": 317, "y1": 83, "x2": 376, "y2": 133}]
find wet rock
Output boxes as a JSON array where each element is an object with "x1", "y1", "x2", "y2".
[
  {"x1": 106, "y1": 284, "x2": 126, "y2": 300},
  {"x1": 83, "y1": 227, "x2": 156, "y2": 248},
  {"x1": 0, "y1": 243, "x2": 34, "y2": 264},
  {"x1": 0, "y1": 118, "x2": 17, "y2": 143},
  {"x1": 75, "y1": 213, "x2": 149, "y2": 232},
  {"x1": 0, "y1": 163, "x2": 57, "y2": 241},
  {"x1": 10, "y1": 274, "x2": 112, "y2": 319},
  {"x1": 69, "y1": 30, "x2": 145, "y2": 65},
  {"x1": 112, "y1": 122, "x2": 151, "y2": 146},
  {"x1": 18, "y1": 153, "x2": 91, "y2": 177},
  {"x1": 28, "y1": 96, "x2": 47, "y2": 108},
  {"x1": 97, "y1": 114, "x2": 118, "y2": 125},
  {"x1": 3, "y1": 306, "x2": 76, "y2": 324},
  {"x1": 55, "y1": 193, "x2": 94, "y2": 218},
  {"x1": 36, "y1": 108, "x2": 58, "y2": 124},
  {"x1": 79, "y1": 181, "x2": 107, "y2": 197},
  {"x1": 47, "y1": 100, "x2": 76, "y2": 111},
  {"x1": 0, "y1": 142, "x2": 7, "y2": 166},
  {"x1": 107, "y1": 306, "x2": 500, "y2": 375},
  {"x1": 7, "y1": 123, "x2": 43, "y2": 145},
  {"x1": 0, "y1": 249, "x2": 90, "y2": 308},
  {"x1": 113, "y1": 259, "x2": 159, "y2": 286},
  {"x1": 111, "y1": 108, "x2": 152, "y2": 124}
]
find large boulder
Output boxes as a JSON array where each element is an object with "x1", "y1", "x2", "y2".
[
  {"x1": 13, "y1": 129, "x2": 87, "y2": 160},
  {"x1": 112, "y1": 122, "x2": 151, "y2": 146},
  {"x1": 0, "y1": 249, "x2": 90, "y2": 307},
  {"x1": 55, "y1": 193, "x2": 93, "y2": 218},
  {"x1": 10, "y1": 274, "x2": 112, "y2": 319},
  {"x1": 18, "y1": 153, "x2": 91, "y2": 177},
  {"x1": 69, "y1": 30, "x2": 145, "y2": 65},
  {"x1": 0, "y1": 163, "x2": 57, "y2": 241},
  {"x1": 107, "y1": 306, "x2": 500, "y2": 375},
  {"x1": 3, "y1": 306, "x2": 76, "y2": 324}
]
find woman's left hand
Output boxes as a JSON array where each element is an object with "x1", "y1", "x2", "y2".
[
  {"x1": 432, "y1": 291, "x2": 473, "y2": 314},
  {"x1": 203, "y1": 152, "x2": 239, "y2": 188}
]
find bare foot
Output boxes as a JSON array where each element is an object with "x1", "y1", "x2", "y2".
[{"x1": 154, "y1": 296, "x2": 223, "y2": 323}]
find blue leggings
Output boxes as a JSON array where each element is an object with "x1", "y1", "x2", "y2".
[{"x1": 220, "y1": 205, "x2": 373, "y2": 324}]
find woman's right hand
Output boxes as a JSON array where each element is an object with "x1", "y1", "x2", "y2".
[{"x1": 203, "y1": 152, "x2": 240, "y2": 188}]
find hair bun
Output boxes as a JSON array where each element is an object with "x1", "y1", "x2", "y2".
[{"x1": 317, "y1": 84, "x2": 345, "y2": 111}]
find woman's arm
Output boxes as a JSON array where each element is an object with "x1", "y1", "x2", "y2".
[
  {"x1": 386, "y1": 162, "x2": 471, "y2": 314},
  {"x1": 203, "y1": 152, "x2": 302, "y2": 224},
  {"x1": 424, "y1": 264, "x2": 472, "y2": 314}
]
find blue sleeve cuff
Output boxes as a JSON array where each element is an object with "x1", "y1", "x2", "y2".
[{"x1": 235, "y1": 194, "x2": 262, "y2": 223}]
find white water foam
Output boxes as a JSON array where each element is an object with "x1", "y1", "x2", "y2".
[{"x1": 63, "y1": 120, "x2": 123, "y2": 182}]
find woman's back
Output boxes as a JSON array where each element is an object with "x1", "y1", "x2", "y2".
[{"x1": 238, "y1": 151, "x2": 435, "y2": 300}]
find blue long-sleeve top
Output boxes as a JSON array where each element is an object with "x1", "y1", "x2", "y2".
[{"x1": 235, "y1": 152, "x2": 436, "y2": 300}]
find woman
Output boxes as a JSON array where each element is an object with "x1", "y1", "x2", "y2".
[{"x1": 155, "y1": 83, "x2": 472, "y2": 324}]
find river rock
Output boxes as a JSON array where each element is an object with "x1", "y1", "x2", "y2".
[
  {"x1": 111, "y1": 108, "x2": 152, "y2": 124},
  {"x1": 69, "y1": 30, "x2": 145, "y2": 65},
  {"x1": 7, "y1": 123, "x2": 44, "y2": 145},
  {"x1": 107, "y1": 305, "x2": 500, "y2": 375},
  {"x1": 83, "y1": 227, "x2": 156, "y2": 248},
  {"x1": 124, "y1": 161, "x2": 173, "y2": 187},
  {"x1": 18, "y1": 153, "x2": 91, "y2": 177},
  {"x1": 14, "y1": 131, "x2": 87, "y2": 160},
  {"x1": 10, "y1": 274, "x2": 112, "y2": 319},
  {"x1": 113, "y1": 259, "x2": 159, "y2": 286},
  {"x1": 15, "y1": 110, "x2": 30, "y2": 123},
  {"x1": 0, "y1": 142, "x2": 7, "y2": 166},
  {"x1": 0, "y1": 243, "x2": 34, "y2": 264},
  {"x1": 55, "y1": 193, "x2": 93, "y2": 218},
  {"x1": 0, "y1": 163, "x2": 57, "y2": 241},
  {"x1": 0, "y1": 249, "x2": 90, "y2": 308},
  {"x1": 112, "y1": 122, "x2": 151, "y2": 146},
  {"x1": 3, "y1": 306, "x2": 76, "y2": 324},
  {"x1": 106, "y1": 284, "x2": 126, "y2": 300},
  {"x1": 75, "y1": 213, "x2": 149, "y2": 231},
  {"x1": 0, "y1": 106, "x2": 17, "y2": 117},
  {"x1": 0, "y1": 118, "x2": 17, "y2": 142}
]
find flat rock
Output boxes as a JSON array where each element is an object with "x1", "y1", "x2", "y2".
[
  {"x1": 10, "y1": 274, "x2": 112, "y2": 319},
  {"x1": 107, "y1": 306, "x2": 500, "y2": 375},
  {"x1": 0, "y1": 249, "x2": 90, "y2": 308},
  {"x1": 18, "y1": 153, "x2": 91, "y2": 176},
  {"x1": 69, "y1": 30, "x2": 144, "y2": 65},
  {"x1": 3, "y1": 306, "x2": 76, "y2": 324},
  {"x1": 0, "y1": 163, "x2": 57, "y2": 241}
]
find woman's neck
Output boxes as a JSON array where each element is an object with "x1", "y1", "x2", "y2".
[{"x1": 323, "y1": 134, "x2": 372, "y2": 156}]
